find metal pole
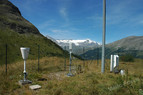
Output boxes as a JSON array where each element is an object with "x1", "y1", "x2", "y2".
[
  {"x1": 24, "y1": 60, "x2": 26, "y2": 81},
  {"x1": 83, "y1": 47, "x2": 85, "y2": 67},
  {"x1": 5, "y1": 44, "x2": 7, "y2": 75},
  {"x1": 97, "y1": 47, "x2": 99, "y2": 65},
  {"x1": 64, "y1": 46, "x2": 66, "y2": 71},
  {"x1": 101, "y1": 0, "x2": 106, "y2": 73},
  {"x1": 67, "y1": 41, "x2": 73, "y2": 76},
  {"x1": 69, "y1": 50, "x2": 72, "y2": 74},
  {"x1": 38, "y1": 45, "x2": 40, "y2": 72}
]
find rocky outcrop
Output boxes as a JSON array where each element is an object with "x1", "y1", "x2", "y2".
[{"x1": 0, "y1": 0, "x2": 42, "y2": 36}]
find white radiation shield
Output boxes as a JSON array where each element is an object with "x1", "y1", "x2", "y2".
[
  {"x1": 69, "y1": 42, "x2": 72, "y2": 50},
  {"x1": 20, "y1": 47, "x2": 30, "y2": 60},
  {"x1": 114, "y1": 55, "x2": 119, "y2": 68},
  {"x1": 110, "y1": 55, "x2": 114, "y2": 72},
  {"x1": 110, "y1": 55, "x2": 119, "y2": 72}
]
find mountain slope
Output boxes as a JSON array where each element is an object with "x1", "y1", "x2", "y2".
[
  {"x1": 0, "y1": 0, "x2": 42, "y2": 36},
  {"x1": 81, "y1": 36, "x2": 143, "y2": 59},
  {"x1": 107, "y1": 36, "x2": 143, "y2": 50},
  {"x1": 0, "y1": 0, "x2": 65, "y2": 64}
]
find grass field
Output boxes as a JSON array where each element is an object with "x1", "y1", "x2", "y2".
[{"x1": 0, "y1": 57, "x2": 143, "y2": 95}]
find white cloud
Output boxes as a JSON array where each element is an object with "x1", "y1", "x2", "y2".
[
  {"x1": 60, "y1": 8, "x2": 67, "y2": 18},
  {"x1": 58, "y1": 0, "x2": 72, "y2": 22},
  {"x1": 59, "y1": 7, "x2": 69, "y2": 22},
  {"x1": 38, "y1": 20, "x2": 55, "y2": 29},
  {"x1": 47, "y1": 28, "x2": 79, "y2": 39},
  {"x1": 51, "y1": 29, "x2": 68, "y2": 33}
]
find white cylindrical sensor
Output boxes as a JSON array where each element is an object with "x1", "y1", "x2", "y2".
[{"x1": 110, "y1": 55, "x2": 114, "y2": 72}]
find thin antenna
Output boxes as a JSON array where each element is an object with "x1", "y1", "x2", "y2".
[{"x1": 101, "y1": 0, "x2": 106, "y2": 73}]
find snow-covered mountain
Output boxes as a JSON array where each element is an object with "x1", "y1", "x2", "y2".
[
  {"x1": 46, "y1": 35, "x2": 101, "y2": 55},
  {"x1": 57, "y1": 39, "x2": 100, "y2": 47},
  {"x1": 57, "y1": 39, "x2": 101, "y2": 55}
]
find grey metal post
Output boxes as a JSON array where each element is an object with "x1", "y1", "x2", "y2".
[
  {"x1": 67, "y1": 41, "x2": 73, "y2": 76},
  {"x1": 64, "y1": 46, "x2": 66, "y2": 71},
  {"x1": 97, "y1": 47, "x2": 99, "y2": 65},
  {"x1": 24, "y1": 59, "x2": 26, "y2": 81},
  {"x1": 69, "y1": 50, "x2": 72, "y2": 73},
  {"x1": 83, "y1": 47, "x2": 85, "y2": 67},
  {"x1": 67, "y1": 50, "x2": 73, "y2": 76},
  {"x1": 101, "y1": 0, "x2": 106, "y2": 73},
  {"x1": 38, "y1": 45, "x2": 40, "y2": 72},
  {"x1": 5, "y1": 44, "x2": 7, "y2": 75}
]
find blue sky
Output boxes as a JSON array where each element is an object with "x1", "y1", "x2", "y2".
[{"x1": 9, "y1": 0, "x2": 143, "y2": 43}]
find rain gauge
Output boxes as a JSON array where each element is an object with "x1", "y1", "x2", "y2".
[
  {"x1": 19, "y1": 47, "x2": 32, "y2": 85},
  {"x1": 67, "y1": 42, "x2": 73, "y2": 76}
]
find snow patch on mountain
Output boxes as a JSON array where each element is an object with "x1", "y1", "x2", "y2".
[
  {"x1": 46, "y1": 35, "x2": 101, "y2": 55},
  {"x1": 56, "y1": 39, "x2": 101, "y2": 46}
]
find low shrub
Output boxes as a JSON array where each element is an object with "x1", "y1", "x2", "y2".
[{"x1": 120, "y1": 54, "x2": 134, "y2": 62}]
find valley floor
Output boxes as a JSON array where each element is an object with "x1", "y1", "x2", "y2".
[{"x1": 0, "y1": 57, "x2": 143, "y2": 95}]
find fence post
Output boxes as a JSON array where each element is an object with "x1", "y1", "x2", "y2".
[
  {"x1": 97, "y1": 47, "x2": 99, "y2": 65},
  {"x1": 5, "y1": 44, "x2": 7, "y2": 75},
  {"x1": 64, "y1": 46, "x2": 66, "y2": 71},
  {"x1": 83, "y1": 47, "x2": 85, "y2": 67},
  {"x1": 38, "y1": 45, "x2": 40, "y2": 72}
]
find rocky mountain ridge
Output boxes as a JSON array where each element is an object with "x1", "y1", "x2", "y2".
[
  {"x1": 0, "y1": 0, "x2": 42, "y2": 36},
  {"x1": 81, "y1": 36, "x2": 143, "y2": 59}
]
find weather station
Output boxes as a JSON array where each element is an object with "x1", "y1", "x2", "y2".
[{"x1": 19, "y1": 47, "x2": 32, "y2": 85}]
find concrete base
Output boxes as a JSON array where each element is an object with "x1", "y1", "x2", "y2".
[
  {"x1": 29, "y1": 85, "x2": 41, "y2": 90},
  {"x1": 19, "y1": 80, "x2": 32, "y2": 85}
]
